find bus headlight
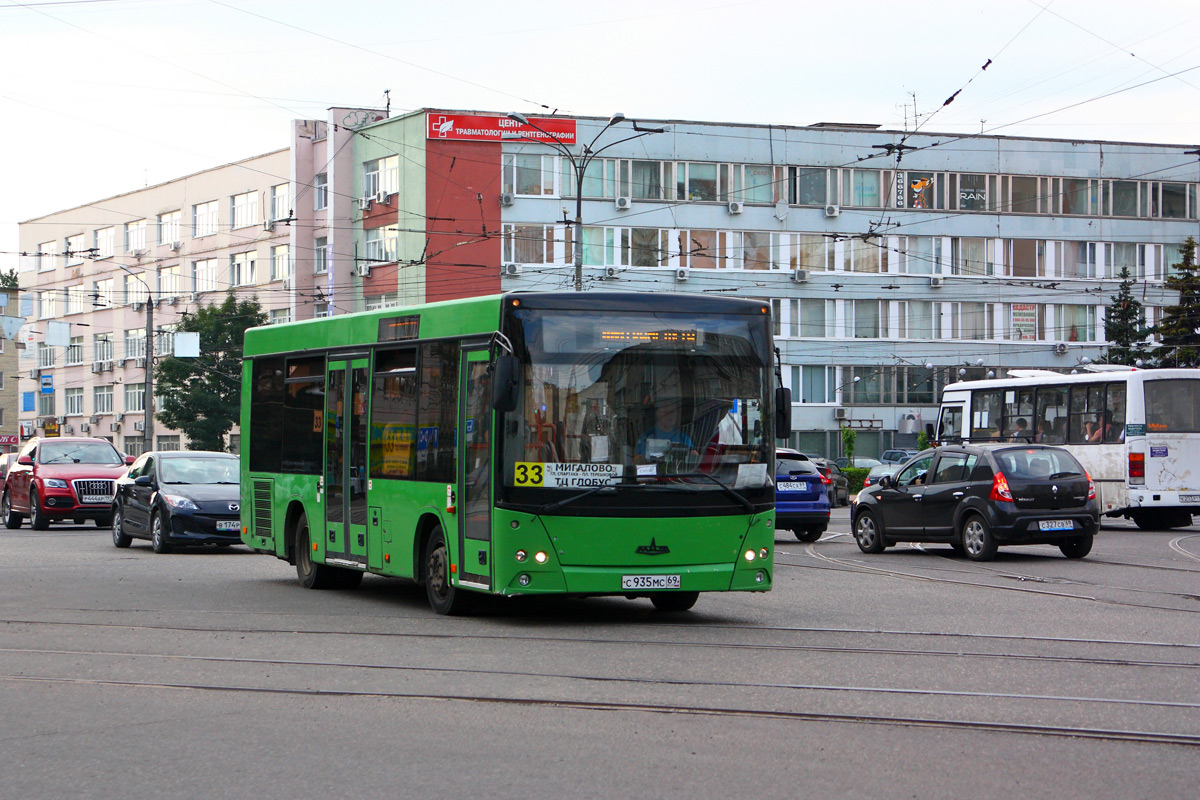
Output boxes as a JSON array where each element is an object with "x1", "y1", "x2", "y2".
[
  {"x1": 744, "y1": 549, "x2": 756, "y2": 562},
  {"x1": 534, "y1": 551, "x2": 548, "y2": 564}
]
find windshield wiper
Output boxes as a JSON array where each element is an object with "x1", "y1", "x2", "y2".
[
  {"x1": 535, "y1": 483, "x2": 619, "y2": 514},
  {"x1": 658, "y1": 472, "x2": 755, "y2": 512}
]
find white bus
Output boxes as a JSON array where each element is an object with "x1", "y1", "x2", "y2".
[{"x1": 936, "y1": 367, "x2": 1199, "y2": 530}]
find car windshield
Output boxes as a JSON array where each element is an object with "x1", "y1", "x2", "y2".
[
  {"x1": 159, "y1": 457, "x2": 239, "y2": 484},
  {"x1": 38, "y1": 441, "x2": 122, "y2": 465},
  {"x1": 776, "y1": 458, "x2": 817, "y2": 475},
  {"x1": 994, "y1": 448, "x2": 1084, "y2": 480}
]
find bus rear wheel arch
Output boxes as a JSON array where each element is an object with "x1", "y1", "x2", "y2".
[{"x1": 294, "y1": 511, "x2": 362, "y2": 590}]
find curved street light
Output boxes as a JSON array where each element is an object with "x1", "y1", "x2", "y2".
[
  {"x1": 505, "y1": 112, "x2": 666, "y2": 291},
  {"x1": 117, "y1": 264, "x2": 155, "y2": 453}
]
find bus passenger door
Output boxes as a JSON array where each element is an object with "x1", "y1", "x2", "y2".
[
  {"x1": 457, "y1": 348, "x2": 493, "y2": 590},
  {"x1": 324, "y1": 358, "x2": 370, "y2": 567}
]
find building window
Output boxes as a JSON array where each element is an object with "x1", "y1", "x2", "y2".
[
  {"x1": 502, "y1": 224, "x2": 556, "y2": 264},
  {"x1": 124, "y1": 275, "x2": 150, "y2": 305},
  {"x1": 93, "y1": 334, "x2": 114, "y2": 364},
  {"x1": 38, "y1": 292, "x2": 55, "y2": 320},
  {"x1": 269, "y1": 308, "x2": 292, "y2": 325},
  {"x1": 94, "y1": 227, "x2": 115, "y2": 259},
  {"x1": 124, "y1": 329, "x2": 146, "y2": 361},
  {"x1": 1057, "y1": 305, "x2": 1097, "y2": 343},
  {"x1": 503, "y1": 154, "x2": 556, "y2": 196},
  {"x1": 37, "y1": 342, "x2": 55, "y2": 368},
  {"x1": 94, "y1": 385, "x2": 113, "y2": 414},
  {"x1": 159, "y1": 265, "x2": 182, "y2": 298},
  {"x1": 124, "y1": 219, "x2": 147, "y2": 252},
  {"x1": 363, "y1": 156, "x2": 399, "y2": 198},
  {"x1": 193, "y1": 201, "x2": 219, "y2": 237},
  {"x1": 65, "y1": 388, "x2": 84, "y2": 416},
  {"x1": 65, "y1": 234, "x2": 85, "y2": 266},
  {"x1": 313, "y1": 173, "x2": 328, "y2": 210},
  {"x1": 157, "y1": 435, "x2": 181, "y2": 452},
  {"x1": 677, "y1": 162, "x2": 719, "y2": 201},
  {"x1": 158, "y1": 210, "x2": 182, "y2": 245},
  {"x1": 93, "y1": 279, "x2": 114, "y2": 309},
  {"x1": 231, "y1": 252, "x2": 257, "y2": 286},
  {"x1": 314, "y1": 302, "x2": 329, "y2": 318},
  {"x1": 194, "y1": 258, "x2": 218, "y2": 293},
  {"x1": 364, "y1": 226, "x2": 398, "y2": 264},
  {"x1": 65, "y1": 285, "x2": 86, "y2": 315},
  {"x1": 314, "y1": 237, "x2": 329, "y2": 273},
  {"x1": 270, "y1": 183, "x2": 291, "y2": 221},
  {"x1": 231, "y1": 191, "x2": 258, "y2": 229},
  {"x1": 125, "y1": 383, "x2": 146, "y2": 413},
  {"x1": 125, "y1": 437, "x2": 145, "y2": 458},
  {"x1": 792, "y1": 167, "x2": 830, "y2": 206},
  {"x1": 271, "y1": 245, "x2": 291, "y2": 282},
  {"x1": 792, "y1": 365, "x2": 835, "y2": 403},
  {"x1": 38, "y1": 392, "x2": 56, "y2": 418},
  {"x1": 66, "y1": 336, "x2": 84, "y2": 366}
]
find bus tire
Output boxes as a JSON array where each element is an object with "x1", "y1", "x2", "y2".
[
  {"x1": 794, "y1": 527, "x2": 824, "y2": 542},
  {"x1": 1131, "y1": 511, "x2": 1160, "y2": 531},
  {"x1": 961, "y1": 514, "x2": 997, "y2": 561},
  {"x1": 1058, "y1": 534, "x2": 1093, "y2": 559},
  {"x1": 650, "y1": 591, "x2": 699, "y2": 612},
  {"x1": 3, "y1": 492, "x2": 23, "y2": 529},
  {"x1": 295, "y1": 513, "x2": 336, "y2": 590},
  {"x1": 853, "y1": 511, "x2": 885, "y2": 554},
  {"x1": 425, "y1": 525, "x2": 474, "y2": 616}
]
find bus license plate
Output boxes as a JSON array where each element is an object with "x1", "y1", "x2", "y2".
[
  {"x1": 1038, "y1": 520, "x2": 1073, "y2": 531},
  {"x1": 82, "y1": 495, "x2": 111, "y2": 505},
  {"x1": 1180, "y1": 495, "x2": 1199, "y2": 503},
  {"x1": 216, "y1": 520, "x2": 240, "y2": 531},
  {"x1": 622, "y1": 574, "x2": 681, "y2": 590}
]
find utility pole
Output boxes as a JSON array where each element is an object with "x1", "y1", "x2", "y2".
[{"x1": 144, "y1": 292, "x2": 154, "y2": 453}]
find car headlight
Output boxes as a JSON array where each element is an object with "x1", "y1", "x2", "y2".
[
  {"x1": 161, "y1": 494, "x2": 199, "y2": 511},
  {"x1": 43, "y1": 478, "x2": 69, "y2": 489}
]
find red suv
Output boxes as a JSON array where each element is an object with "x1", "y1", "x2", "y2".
[{"x1": 3, "y1": 437, "x2": 133, "y2": 530}]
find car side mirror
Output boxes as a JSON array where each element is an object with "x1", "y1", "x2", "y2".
[
  {"x1": 491, "y1": 355, "x2": 519, "y2": 413},
  {"x1": 877, "y1": 475, "x2": 892, "y2": 489},
  {"x1": 125, "y1": 455, "x2": 136, "y2": 465},
  {"x1": 17, "y1": 455, "x2": 33, "y2": 465},
  {"x1": 134, "y1": 475, "x2": 153, "y2": 486}
]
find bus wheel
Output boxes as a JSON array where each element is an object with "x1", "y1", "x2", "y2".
[
  {"x1": 425, "y1": 525, "x2": 474, "y2": 616},
  {"x1": 1131, "y1": 511, "x2": 1161, "y2": 531},
  {"x1": 1058, "y1": 534, "x2": 1093, "y2": 559},
  {"x1": 295, "y1": 513, "x2": 336, "y2": 590},
  {"x1": 961, "y1": 514, "x2": 997, "y2": 561},
  {"x1": 650, "y1": 591, "x2": 699, "y2": 612}
]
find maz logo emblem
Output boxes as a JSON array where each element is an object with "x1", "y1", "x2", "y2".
[
  {"x1": 635, "y1": 538, "x2": 669, "y2": 556},
  {"x1": 229, "y1": 503, "x2": 240, "y2": 512}
]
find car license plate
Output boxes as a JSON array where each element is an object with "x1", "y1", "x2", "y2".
[
  {"x1": 82, "y1": 495, "x2": 111, "y2": 505},
  {"x1": 1180, "y1": 495, "x2": 1199, "y2": 503},
  {"x1": 1038, "y1": 520, "x2": 1074, "y2": 531},
  {"x1": 777, "y1": 481, "x2": 808, "y2": 491},
  {"x1": 621, "y1": 574, "x2": 681, "y2": 590},
  {"x1": 216, "y1": 520, "x2": 240, "y2": 531}
]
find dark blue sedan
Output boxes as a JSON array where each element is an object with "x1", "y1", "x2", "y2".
[{"x1": 775, "y1": 449, "x2": 831, "y2": 542}]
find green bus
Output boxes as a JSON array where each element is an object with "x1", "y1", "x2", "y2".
[{"x1": 240, "y1": 291, "x2": 789, "y2": 614}]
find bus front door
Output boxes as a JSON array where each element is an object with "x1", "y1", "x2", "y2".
[
  {"x1": 324, "y1": 358, "x2": 370, "y2": 568},
  {"x1": 457, "y1": 349, "x2": 493, "y2": 590}
]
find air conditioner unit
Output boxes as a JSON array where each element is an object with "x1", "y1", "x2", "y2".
[
  {"x1": 188, "y1": 293, "x2": 199, "y2": 302},
  {"x1": 791, "y1": 268, "x2": 809, "y2": 283},
  {"x1": 282, "y1": 277, "x2": 292, "y2": 290},
  {"x1": 114, "y1": 413, "x2": 124, "y2": 422},
  {"x1": 134, "y1": 357, "x2": 146, "y2": 369},
  {"x1": 929, "y1": 276, "x2": 944, "y2": 288},
  {"x1": 833, "y1": 407, "x2": 848, "y2": 420},
  {"x1": 727, "y1": 201, "x2": 744, "y2": 214},
  {"x1": 110, "y1": 422, "x2": 121, "y2": 432},
  {"x1": 675, "y1": 268, "x2": 689, "y2": 282},
  {"x1": 100, "y1": 361, "x2": 113, "y2": 372},
  {"x1": 357, "y1": 197, "x2": 373, "y2": 211},
  {"x1": 91, "y1": 362, "x2": 102, "y2": 373},
  {"x1": 63, "y1": 425, "x2": 74, "y2": 434},
  {"x1": 28, "y1": 369, "x2": 38, "y2": 380},
  {"x1": 79, "y1": 423, "x2": 90, "y2": 433},
  {"x1": 604, "y1": 266, "x2": 619, "y2": 280},
  {"x1": 56, "y1": 416, "x2": 66, "y2": 425},
  {"x1": 614, "y1": 196, "x2": 632, "y2": 210},
  {"x1": 132, "y1": 302, "x2": 144, "y2": 312},
  {"x1": 132, "y1": 248, "x2": 147, "y2": 258},
  {"x1": 263, "y1": 220, "x2": 275, "y2": 232},
  {"x1": 375, "y1": 190, "x2": 389, "y2": 205},
  {"x1": 824, "y1": 205, "x2": 841, "y2": 218},
  {"x1": 90, "y1": 416, "x2": 100, "y2": 424},
  {"x1": 167, "y1": 295, "x2": 178, "y2": 305},
  {"x1": 354, "y1": 262, "x2": 371, "y2": 277},
  {"x1": 499, "y1": 192, "x2": 515, "y2": 207},
  {"x1": 1054, "y1": 342, "x2": 1068, "y2": 355},
  {"x1": 169, "y1": 241, "x2": 182, "y2": 252},
  {"x1": 502, "y1": 263, "x2": 521, "y2": 276},
  {"x1": 134, "y1": 421, "x2": 145, "y2": 432}
]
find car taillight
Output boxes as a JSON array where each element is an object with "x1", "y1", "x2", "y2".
[
  {"x1": 1085, "y1": 470, "x2": 1096, "y2": 500},
  {"x1": 819, "y1": 474, "x2": 831, "y2": 485},
  {"x1": 989, "y1": 471, "x2": 1014, "y2": 502},
  {"x1": 1128, "y1": 452, "x2": 1145, "y2": 485}
]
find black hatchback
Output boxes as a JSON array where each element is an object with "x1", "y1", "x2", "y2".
[
  {"x1": 111, "y1": 451, "x2": 241, "y2": 553},
  {"x1": 851, "y1": 445, "x2": 1099, "y2": 561}
]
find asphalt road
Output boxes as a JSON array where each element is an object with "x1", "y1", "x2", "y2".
[{"x1": 1, "y1": 510, "x2": 1197, "y2": 799}]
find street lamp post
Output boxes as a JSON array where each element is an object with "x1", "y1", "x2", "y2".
[
  {"x1": 505, "y1": 112, "x2": 665, "y2": 291},
  {"x1": 119, "y1": 265, "x2": 154, "y2": 453}
]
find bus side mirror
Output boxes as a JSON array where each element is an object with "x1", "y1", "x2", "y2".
[
  {"x1": 925, "y1": 422, "x2": 934, "y2": 439},
  {"x1": 775, "y1": 387, "x2": 792, "y2": 439},
  {"x1": 491, "y1": 355, "x2": 520, "y2": 412}
]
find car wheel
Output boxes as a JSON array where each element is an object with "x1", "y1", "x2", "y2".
[
  {"x1": 853, "y1": 511, "x2": 885, "y2": 554},
  {"x1": 94, "y1": 515, "x2": 113, "y2": 528},
  {"x1": 650, "y1": 591, "x2": 700, "y2": 612},
  {"x1": 961, "y1": 514, "x2": 997, "y2": 561},
  {"x1": 111, "y1": 504, "x2": 131, "y2": 548},
  {"x1": 150, "y1": 512, "x2": 172, "y2": 554},
  {"x1": 794, "y1": 527, "x2": 824, "y2": 542},
  {"x1": 2, "y1": 492, "x2": 23, "y2": 529},
  {"x1": 29, "y1": 490, "x2": 49, "y2": 531},
  {"x1": 1058, "y1": 534, "x2": 1093, "y2": 559},
  {"x1": 840, "y1": 489, "x2": 850, "y2": 507},
  {"x1": 425, "y1": 525, "x2": 475, "y2": 615}
]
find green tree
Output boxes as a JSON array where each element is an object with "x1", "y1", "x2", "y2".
[
  {"x1": 1103, "y1": 265, "x2": 1150, "y2": 365},
  {"x1": 1153, "y1": 237, "x2": 1200, "y2": 368},
  {"x1": 0, "y1": 267, "x2": 18, "y2": 289},
  {"x1": 155, "y1": 293, "x2": 266, "y2": 451},
  {"x1": 840, "y1": 426, "x2": 857, "y2": 462}
]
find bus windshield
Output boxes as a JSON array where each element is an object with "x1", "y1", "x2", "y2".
[
  {"x1": 1144, "y1": 379, "x2": 1200, "y2": 433},
  {"x1": 502, "y1": 307, "x2": 770, "y2": 491}
]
